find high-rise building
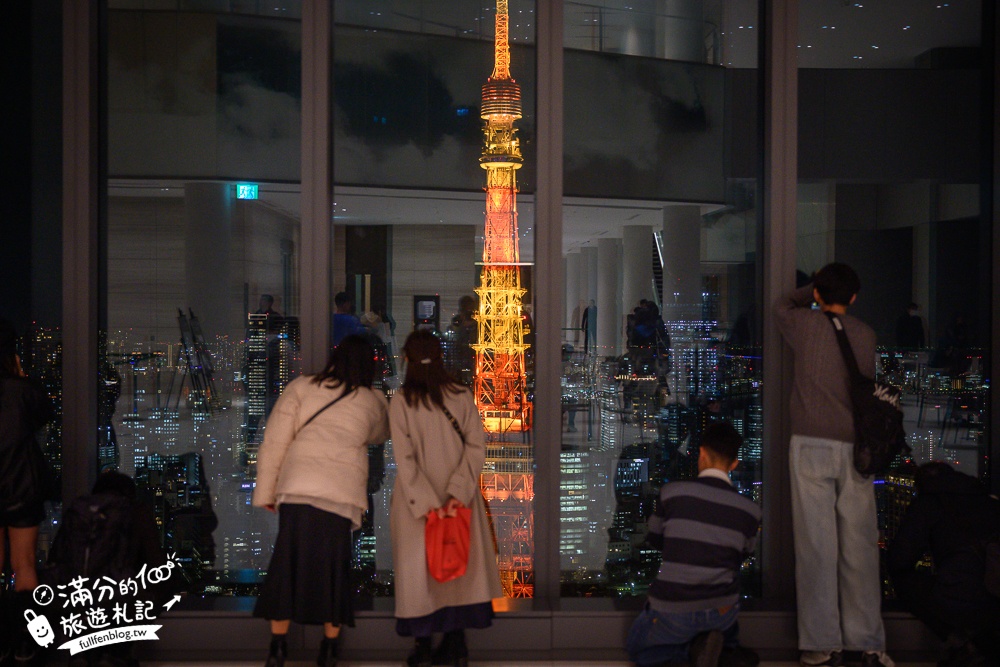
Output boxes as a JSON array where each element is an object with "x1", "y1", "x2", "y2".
[{"x1": 244, "y1": 313, "x2": 268, "y2": 467}]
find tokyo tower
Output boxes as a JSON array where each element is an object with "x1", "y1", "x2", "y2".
[{"x1": 474, "y1": 0, "x2": 531, "y2": 434}]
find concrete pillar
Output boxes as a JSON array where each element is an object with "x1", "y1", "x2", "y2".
[
  {"x1": 914, "y1": 222, "x2": 932, "y2": 342},
  {"x1": 622, "y1": 225, "x2": 654, "y2": 316},
  {"x1": 185, "y1": 182, "x2": 234, "y2": 340},
  {"x1": 565, "y1": 252, "x2": 583, "y2": 344},
  {"x1": 579, "y1": 248, "x2": 598, "y2": 352},
  {"x1": 596, "y1": 238, "x2": 621, "y2": 355},
  {"x1": 656, "y1": 0, "x2": 704, "y2": 63},
  {"x1": 661, "y1": 205, "x2": 702, "y2": 318},
  {"x1": 796, "y1": 183, "x2": 837, "y2": 274}
]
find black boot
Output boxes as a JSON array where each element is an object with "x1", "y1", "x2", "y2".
[
  {"x1": 12, "y1": 591, "x2": 37, "y2": 665},
  {"x1": 444, "y1": 630, "x2": 467, "y2": 667},
  {"x1": 431, "y1": 630, "x2": 468, "y2": 667},
  {"x1": 316, "y1": 637, "x2": 338, "y2": 667},
  {"x1": 407, "y1": 637, "x2": 432, "y2": 667},
  {"x1": 0, "y1": 591, "x2": 11, "y2": 667},
  {"x1": 430, "y1": 632, "x2": 452, "y2": 666},
  {"x1": 264, "y1": 634, "x2": 287, "y2": 667}
]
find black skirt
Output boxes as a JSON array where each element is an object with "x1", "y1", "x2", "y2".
[
  {"x1": 395, "y1": 601, "x2": 494, "y2": 637},
  {"x1": 0, "y1": 499, "x2": 45, "y2": 528},
  {"x1": 254, "y1": 503, "x2": 355, "y2": 627}
]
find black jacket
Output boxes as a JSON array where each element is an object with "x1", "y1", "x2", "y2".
[
  {"x1": 0, "y1": 376, "x2": 52, "y2": 504},
  {"x1": 888, "y1": 466, "x2": 1000, "y2": 608}
]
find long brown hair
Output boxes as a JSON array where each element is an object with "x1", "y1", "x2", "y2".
[
  {"x1": 312, "y1": 334, "x2": 376, "y2": 392},
  {"x1": 401, "y1": 330, "x2": 463, "y2": 409}
]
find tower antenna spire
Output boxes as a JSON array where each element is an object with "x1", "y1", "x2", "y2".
[{"x1": 491, "y1": 0, "x2": 511, "y2": 81}]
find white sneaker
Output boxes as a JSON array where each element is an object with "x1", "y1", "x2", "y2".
[
  {"x1": 861, "y1": 650, "x2": 895, "y2": 667},
  {"x1": 800, "y1": 650, "x2": 844, "y2": 666}
]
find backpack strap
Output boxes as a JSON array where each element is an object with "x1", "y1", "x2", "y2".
[
  {"x1": 300, "y1": 388, "x2": 352, "y2": 431},
  {"x1": 825, "y1": 312, "x2": 863, "y2": 380}
]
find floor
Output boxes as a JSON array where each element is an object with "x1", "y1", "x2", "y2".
[{"x1": 148, "y1": 662, "x2": 938, "y2": 666}]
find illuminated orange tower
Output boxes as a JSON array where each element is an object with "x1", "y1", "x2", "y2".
[{"x1": 475, "y1": 0, "x2": 531, "y2": 434}]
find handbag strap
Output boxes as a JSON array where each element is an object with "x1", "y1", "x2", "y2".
[
  {"x1": 824, "y1": 311, "x2": 862, "y2": 380},
  {"x1": 300, "y1": 388, "x2": 352, "y2": 431},
  {"x1": 440, "y1": 403, "x2": 465, "y2": 442},
  {"x1": 441, "y1": 402, "x2": 484, "y2": 496}
]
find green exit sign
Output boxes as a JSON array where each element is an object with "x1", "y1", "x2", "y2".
[{"x1": 236, "y1": 183, "x2": 259, "y2": 200}]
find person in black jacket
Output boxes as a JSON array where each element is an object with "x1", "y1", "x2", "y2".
[
  {"x1": 0, "y1": 319, "x2": 53, "y2": 664},
  {"x1": 888, "y1": 462, "x2": 1000, "y2": 667},
  {"x1": 894, "y1": 303, "x2": 925, "y2": 350}
]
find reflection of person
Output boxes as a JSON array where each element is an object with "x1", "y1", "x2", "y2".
[
  {"x1": 627, "y1": 422, "x2": 761, "y2": 667},
  {"x1": 582, "y1": 300, "x2": 597, "y2": 354},
  {"x1": 389, "y1": 330, "x2": 502, "y2": 667},
  {"x1": 360, "y1": 310, "x2": 396, "y2": 388},
  {"x1": 888, "y1": 463, "x2": 1000, "y2": 667},
  {"x1": 562, "y1": 344, "x2": 582, "y2": 432},
  {"x1": 895, "y1": 302, "x2": 924, "y2": 349},
  {"x1": 932, "y1": 315, "x2": 972, "y2": 375},
  {"x1": 0, "y1": 319, "x2": 52, "y2": 665},
  {"x1": 253, "y1": 335, "x2": 390, "y2": 667},
  {"x1": 447, "y1": 296, "x2": 477, "y2": 386},
  {"x1": 627, "y1": 300, "x2": 670, "y2": 372},
  {"x1": 774, "y1": 264, "x2": 892, "y2": 667},
  {"x1": 256, "y1": 293, "x2": 282, "y2": 318},
  {"x1": 331, "y1": 291, "x2": 364, "y2": 347}
]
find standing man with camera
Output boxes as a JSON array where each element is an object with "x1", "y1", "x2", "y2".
[{"x1": 774, "y1": 263, "x2": 893, "y2": 667}]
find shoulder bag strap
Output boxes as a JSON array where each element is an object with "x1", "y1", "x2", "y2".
[
  {"x1": 441, "y1": 402, "x2": 485, "y2": 491},
  {"x1": 299, "y1": 388, "x2": 352, "y2": 432},
  {"x1": 824, "y1": 311, "x2": 862, "y2": 380},
  {"x1": 443, "y1": 398, "x2": 498, "y2": 551},
  {"x1": 440, "y1": 403, "x2": 465, "y2": 442}
]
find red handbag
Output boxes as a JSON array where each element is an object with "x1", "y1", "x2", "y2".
[{"x1": 425, "y1": 506, "x2": 471, "y2": 583}]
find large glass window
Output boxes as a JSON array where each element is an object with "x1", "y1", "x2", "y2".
[
  {"x1": 795, "y1": 0, "x2": 986, "y2": 598},
  {"x1": 7, "y1": 2, "x2": 64, "y2": 561},
  {"x1": 332, "y1": 0, "x2": 537, "y2": 600},
  {"x1": 559, "y1": 0, "x2": 763, "y2": 599},
  {"x1": 105, "y1": 2, "x2": 303, "y2": 595}
]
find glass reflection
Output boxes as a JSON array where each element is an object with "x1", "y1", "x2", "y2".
[
  {"x1": 332, "y1": 0, "x2": 538, "y2": 599},
  {"x1": 796, "y1": 0, "x2": 986, "y2": 600},
  {"x1": 560, "y1": 0, "x2": 763, "y2": 599},
  {"x1": 105, "y1": 2, "x2": 303, "y2": 595}
]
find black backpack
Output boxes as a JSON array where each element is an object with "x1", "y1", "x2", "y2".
[
  {"x1": 50, "y1": 493, "x2": 136, "y2": 582},
  {"x1": 826, "y1": 313, "x2": 911, "y2": 476}
]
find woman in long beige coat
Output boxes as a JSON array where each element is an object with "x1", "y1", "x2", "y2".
[{"x1": 390, "y1": 330, "x2": 502, "y2": 667}]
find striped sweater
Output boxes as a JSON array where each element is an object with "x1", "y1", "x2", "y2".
[{"x1": 647, "y1": 474, "x2": 761, "y2": 613}]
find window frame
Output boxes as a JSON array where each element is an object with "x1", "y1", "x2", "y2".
[{"x1": 61, "y1": 0, "x2": 998, "y2": 658}]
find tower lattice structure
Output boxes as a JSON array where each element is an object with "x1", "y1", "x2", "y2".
[{"x1": 475, "y1": 0, "x2": 531, "y2": 434}]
